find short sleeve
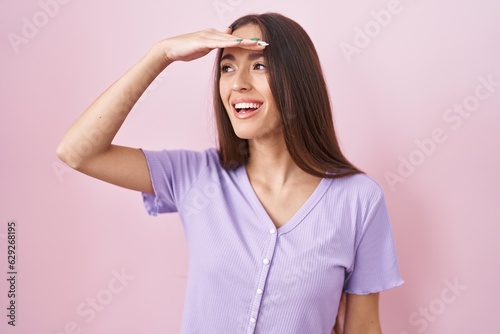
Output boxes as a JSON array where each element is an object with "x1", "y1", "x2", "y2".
[
  {"x1": 140, "y1": 149, "x2": 211, "y2": 216},
  {"x1": 344, "y1": 190, "x2": 404, "y2": 294}
]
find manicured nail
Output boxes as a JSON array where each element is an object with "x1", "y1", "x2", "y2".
[
  {"x1": 234, "y1": 38, "x2": 243, "y2": 42},
  {"x1": 250, "y1": 37, "x2": 261, "y2": 41},
  {"x1": 257, "y1": 41, "x2": 269, "y2": 46}
]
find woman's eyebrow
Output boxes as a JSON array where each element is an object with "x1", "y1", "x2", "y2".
[
  {"x1": 220, "y1": 53, "x2": 264, "y2": 62},
  {"x1": 221, "y1": 54, "x2": 235, "y2": 61},
  {"x1": 248, "y1": 52, "x2": 264, "y2": 61}
]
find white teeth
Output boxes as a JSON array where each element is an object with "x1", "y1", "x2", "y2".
[{"x1": 234, "y1": 102, "x2": 262, "y2": 110}]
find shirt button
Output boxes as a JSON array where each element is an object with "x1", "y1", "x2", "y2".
[
  {"x1": 263, "y1": 258, "x2": 270, "y2": 265},
  {"x1": 269, "y1": 228, "x2": 276, "y2": 234},
  {"x1": 250, "y1": 317, "x2": 256, "y2": 323},
  {"x1": 257, "y1": 288, "x2": 264, "y2": 295}
]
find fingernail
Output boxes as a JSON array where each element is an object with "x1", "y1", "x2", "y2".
[
  {"x1": 234, "y1": 38, "x2": 243, "y2": 42},
  {"x1": 250, "y1": 37, "x2": 261, "y2": 41},
  {"x1": 257, "y1": 42, "x2": 269, "y2": 46}
]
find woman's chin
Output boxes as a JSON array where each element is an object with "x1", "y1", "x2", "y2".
[
  {"x1": 231, "y1": 121, "x2": 283, "y2": 141},
  {"x1": 231, "y1": 126, "x2": 260, "y2": 140},
  {"x1": 233, "y1": 131, "x2": 255, "y2": 140}
]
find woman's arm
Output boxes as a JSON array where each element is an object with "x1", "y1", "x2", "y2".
[
  {"x1": 344, "y1": 293, "x2": 382, "y2": 334},
  {"x1": 56, "y1": 44, "x2": 169, "y2": 193},
  {"x1": 56, "y1": 29, "x2": 264, "y2": 193}
]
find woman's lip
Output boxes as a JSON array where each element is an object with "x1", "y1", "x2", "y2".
[
  {"x1": 231, "y1": 98, "x2": 264, "y2": 105},
  {"x1": 232, "y1": 104, "x2": 263, "y2": 119}
]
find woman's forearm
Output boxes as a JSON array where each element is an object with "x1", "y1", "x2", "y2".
[{"x1": 56, "y1": 43, "x2": 171, "y2": 168}]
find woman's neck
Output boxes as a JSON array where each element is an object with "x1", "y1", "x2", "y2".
[{"x1": 245, "y1": 136, "x2": 313, "y2": 189}]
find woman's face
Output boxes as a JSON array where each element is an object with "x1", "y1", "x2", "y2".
[{"x1": 219, "y1": 24, "x2": 281, "y2": 142}]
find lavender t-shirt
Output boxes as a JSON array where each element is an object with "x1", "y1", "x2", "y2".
[{"x1": 141, "y1": 148, "x2": 403, "y2": 334}]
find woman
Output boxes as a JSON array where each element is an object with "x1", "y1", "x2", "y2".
[{"x1": 57, "y1": 12, "x2": 403, "y2": 334}]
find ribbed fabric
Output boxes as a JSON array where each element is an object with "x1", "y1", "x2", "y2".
[{"x1": 141, "y1": 148, "x2": 404, "y2": 334}]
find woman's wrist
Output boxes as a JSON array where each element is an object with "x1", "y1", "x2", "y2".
[{"x1": 145, "y1": 42, "x2": 173, "y2": 74}]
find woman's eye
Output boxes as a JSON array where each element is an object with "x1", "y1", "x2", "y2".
[
  {"x1": 254, "y1": 63, "x2": 266, "y2": 70},
  {"x1": 220, "y1": 65, "x2": 233, "y2": 73}
]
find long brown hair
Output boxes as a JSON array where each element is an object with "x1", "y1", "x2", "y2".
[{"x1": 213, "y1": 12, "x2": 362, "y2": 178}]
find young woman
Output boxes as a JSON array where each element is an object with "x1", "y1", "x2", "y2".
[{"x1": 57, "y1": 12, "x2": 403, "y2": 334}]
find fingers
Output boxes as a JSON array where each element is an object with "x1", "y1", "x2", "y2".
[
  {"x1": 221, "y1": 37, "x2": 269, "y2": 51},
  {"x1": 160, "y1": 28, "x2": 269, "y2": 63},
  {"x1": 238, "y1": 38, "x2": 269, "y2": 49},
  {"x1": 207, "y1": 28, "x2": 269, "y2": 50},
  {"x1": 204, "y1": 38, "x2": 268, "y2": 52}
]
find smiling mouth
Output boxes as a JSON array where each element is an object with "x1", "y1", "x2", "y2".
[{"x1": 234, "y1": 102, "x2": 263, "y2": 113}]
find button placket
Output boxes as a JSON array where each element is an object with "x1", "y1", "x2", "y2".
[{"x1": 245, "y1": 228, "x2": 279, "y2": 334}]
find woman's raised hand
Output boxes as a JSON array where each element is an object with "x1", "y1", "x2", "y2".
[
  {"x1": 57, "y1": 28, "x2": 267, "y2": 194},
  {"x1": 156, "y1": 28, "x2": 267, "y2": 63}
]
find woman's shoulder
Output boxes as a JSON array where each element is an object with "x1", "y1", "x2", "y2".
[
  {"x1": 331, "y1": 172, "x2": 386, "y2": 202},
  {"x1": 145, "y1": 147, "x2": 220, "y2": 165},
  {"x1": 141, "y1": 147, "x2": 226, "y2": 183}
]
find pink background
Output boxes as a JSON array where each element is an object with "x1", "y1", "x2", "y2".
[{"x1": 1, "y1": 0, "x2": 499, "y2": 333}]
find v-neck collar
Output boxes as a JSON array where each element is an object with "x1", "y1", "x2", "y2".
[{"x1": 236, "y1": 165, "x2": 332, "y2": 234}]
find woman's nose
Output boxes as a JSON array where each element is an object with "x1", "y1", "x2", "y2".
[{"x1": 232, "y1": 70, "x2": 252, "y2": 92}]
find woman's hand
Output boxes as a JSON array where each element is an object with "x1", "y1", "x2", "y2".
[
  {"x1": 156, "y1": 28, "x2": 267, "y2": 64},
  {"x1": 57, "y1": 27, "x2": 267, "y2": 194}
]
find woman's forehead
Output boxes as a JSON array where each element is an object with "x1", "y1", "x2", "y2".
[
  {"x1": 220, "y1": 50, "x2": 265, "y2": 62},
  {"x1": 221, "y1": 24, "x2": 265, "y2": 58}
]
